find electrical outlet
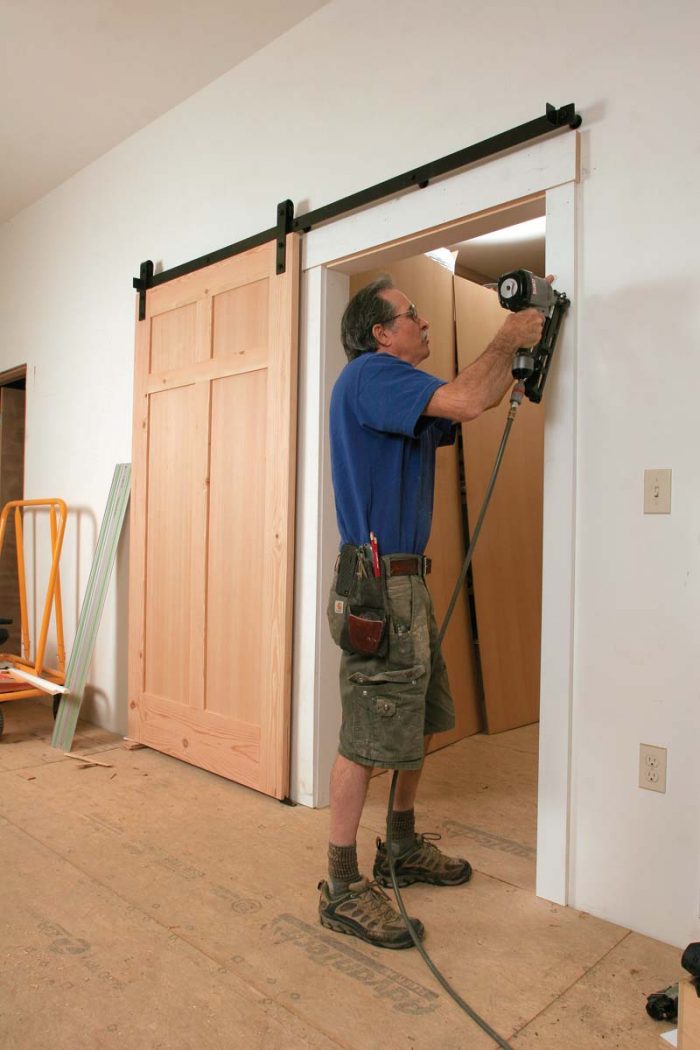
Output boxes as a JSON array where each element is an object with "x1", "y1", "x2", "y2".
[{"x1": 639, "y1": 744, "x2": 667, "y2": 793}]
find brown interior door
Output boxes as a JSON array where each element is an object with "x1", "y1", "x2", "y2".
[
  {"x1": 0, "y1": 385, "x2": 25, "y2": 654},
  {"x1": 128, "y1": 237, "x2": 300, "y2": 798},
  {"x1": 350, "y1": 256, "x2": 482, "y2": 744},
  {"x1": 454, "y1": 275, "x2": 544, "y2": 733}
]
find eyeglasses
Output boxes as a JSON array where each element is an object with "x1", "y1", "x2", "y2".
[{"x1": 388, "y1": 303, "x2": 419, "y2": 324}]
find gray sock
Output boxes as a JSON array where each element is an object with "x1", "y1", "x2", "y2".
[
  {"x1": 328, "y1": 842, "x2": 361, "y2": 896},
  {"x1": 389, "y1": 808, "x2": 416, "y2": 856}
]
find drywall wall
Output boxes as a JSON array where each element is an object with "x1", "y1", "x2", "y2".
[{"x1": 1, "y1": 0, "x2": 699, "y2": 948}]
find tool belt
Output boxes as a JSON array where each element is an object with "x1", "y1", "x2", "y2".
[{"x1": 327, "y1": 546, "x2": 430, "y2": 658}]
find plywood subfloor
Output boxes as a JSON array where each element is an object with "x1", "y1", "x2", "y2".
[{"x1": 0, "y1": 701, "x2": 683, "y2": 1049}]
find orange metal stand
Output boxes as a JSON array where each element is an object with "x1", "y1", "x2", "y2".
[{"x1": 0, "y1": 499, "x2": 67, "y2": 723}]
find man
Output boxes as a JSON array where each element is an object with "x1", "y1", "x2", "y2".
[{"x1": 319, "y1": 274, "x2": 546, "y2": 949}]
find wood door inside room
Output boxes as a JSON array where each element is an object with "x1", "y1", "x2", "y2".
[
  {"x1": 350, "y1": 256, "x2": 482, "y2": 744},
  {"x1": 129, "y1": 236, "x2": 300, "y2": 799},
  {"x1": 0, "y1": 382, "x2": 26, "y2": 654},
  {"x1": 454, "y1": 276, "x2": 544, "y2": 733}
]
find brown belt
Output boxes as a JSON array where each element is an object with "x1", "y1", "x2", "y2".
[{"x1": 385, "y1": 556, "x2": 431, "y2": 577}]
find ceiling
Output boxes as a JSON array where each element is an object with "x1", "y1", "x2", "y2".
[
  {"x1": 0, "y1": 0, "x2": 330, "y2": 223},
  {"x1": 451, "y1": 217, "x2": 546, "y2": 282}
]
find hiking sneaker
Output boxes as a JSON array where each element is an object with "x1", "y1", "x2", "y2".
[
  {"x1": 373, "y1": 833, "x2": 473, "y2": 888},
  {"x1": 318, "y1": 876, "x2": 424, "y2": 950}
]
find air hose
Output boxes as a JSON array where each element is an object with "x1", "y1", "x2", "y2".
[{"x1": 385, "y1": 383, "x2": 525, "y2": 1049}]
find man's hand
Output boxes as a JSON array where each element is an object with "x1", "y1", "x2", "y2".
[
  {"x1": 499, "y1": 308, "x2": 546, "y2": 350},
  {"x1": 492, "y1": 273, "x2": 555, "y2": 350}
]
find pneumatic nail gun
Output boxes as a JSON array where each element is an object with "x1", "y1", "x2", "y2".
[{"x1": 497, "y1": 269, "x2": 570, "y2": 403}]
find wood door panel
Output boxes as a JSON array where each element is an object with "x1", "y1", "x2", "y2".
[
  {"x1": 144, "y1": 385, "x2": 197, "y2": 703},
  {"x1": 212, "y1": 278, "x2": 269, "y2": 359},
  {"x1": 206, "y1": 370, "x2": 267, "y2": 722},
  {"x1": 129, "y1": 235, "x2": 299, "y2": 798},
  {"x1": 150, "y1": 302, "x2": 200, "y2": 373},
  {"x1": 454, "y1": 276, "x2": 543, "y2": 733}
]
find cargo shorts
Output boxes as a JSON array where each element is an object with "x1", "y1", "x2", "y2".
[{"x1": 328, "y1": 555, "x2": 455, "y2": 771}]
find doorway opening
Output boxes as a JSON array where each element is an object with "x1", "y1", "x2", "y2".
[
  {"x1": 0, "y1": 365, "x2": 27, "y2": 654},
  {"x1": 293, "y1": 134, "x2": 577, "y2": 902},
  {"x1": 338, "y1": 210, "x2": 546, "y2": 890}
]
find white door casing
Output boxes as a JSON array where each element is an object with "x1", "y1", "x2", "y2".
[{"x1": 291, "y1": 131, "x2": 579, "y2": 907}]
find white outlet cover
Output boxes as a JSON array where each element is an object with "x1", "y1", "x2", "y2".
[{"x1": 639, "y1": 743, "x2": 667, "y2": 792}]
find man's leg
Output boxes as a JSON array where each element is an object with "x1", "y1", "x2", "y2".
[
  {"x1": 374, "y1": 735, "x2": 473, "y2": 887},
  {"x1": 327, "y1": 753, "x2": 372, "y2": 894},
  {"x1": 392, "y1": 734, "x2": 432, "y2": 811},
  {"x1": 329, "y1": 753, "x2": 373, "y2": 846},
  {"x1": 320, "y1": 751, "x2": 426, "y2": 950},
  {"x1": 328, "y1": 739, "x2": 431, "y2": 856},
  {"x1": 388, "y1": 735, "x2": 432, "y2": 857},
  {"x1": 328, "y1": 738, "x2": 432, "y2": 870}
]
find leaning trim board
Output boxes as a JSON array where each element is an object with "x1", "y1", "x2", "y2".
[{"x1": 51, "y1": 464, "x2": 131, "y2": 750}]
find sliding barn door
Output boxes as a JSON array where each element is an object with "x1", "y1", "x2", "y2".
[
  {"x1": 129, "y1": 237, "x2": 300, "y2": 798},
  {"x1": 454, "y1": 275, "x2": 543, "y2": 733}
]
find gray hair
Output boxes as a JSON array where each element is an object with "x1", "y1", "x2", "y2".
[{"x1": 340, "y1": 275, "x2": 396, "y2": 361}]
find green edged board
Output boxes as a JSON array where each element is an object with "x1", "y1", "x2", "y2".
[{"x1": 52, "y1": 464, "x2": 131, "y2": 750}]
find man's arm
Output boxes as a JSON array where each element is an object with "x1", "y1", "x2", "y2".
[{"x1": 424, "y1": 308, "x2": 546, "y2": 422}]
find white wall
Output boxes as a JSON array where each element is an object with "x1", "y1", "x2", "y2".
[{"x1": 1, "y1": 0, "x2": 699, "y2": 948}]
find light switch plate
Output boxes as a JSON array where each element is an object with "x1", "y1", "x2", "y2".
[{"x1": 644, "y1": 469, "x2": 671, "y2": 514}]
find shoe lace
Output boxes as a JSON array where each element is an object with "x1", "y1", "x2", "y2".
[
  {"x1": 362, "y1": 879, "x2": 401, "y2": 921},
  {"x1": 413, "y1": 831, "x2": 443, "y2": 858}
]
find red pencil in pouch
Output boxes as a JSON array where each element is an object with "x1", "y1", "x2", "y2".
[{"x1": 369, "y1": 532, "x2": 380, "y2": 578}]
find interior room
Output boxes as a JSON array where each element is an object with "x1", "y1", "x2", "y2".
[{"x1": 2, "y1": 2, "x2": 699, "y2": 1048}]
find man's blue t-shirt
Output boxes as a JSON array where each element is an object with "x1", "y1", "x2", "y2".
[{"x1": 330, "y1": 352, "x2": 456, "y2": 555}]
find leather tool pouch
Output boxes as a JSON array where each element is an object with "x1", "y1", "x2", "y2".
[{"x1": 328, "y1": 545, "x2": 388, "y2": 657}]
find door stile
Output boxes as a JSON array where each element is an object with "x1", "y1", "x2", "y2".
[
  {"x1": 128, "y1": 301, "x2": 152, "y2": 740},
  {"x1": 259, "y1": 233, "x2": 300, "y2": 797},
  {"x1": 187, "y1": 296, "x2": 214, "y2": 712}
]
